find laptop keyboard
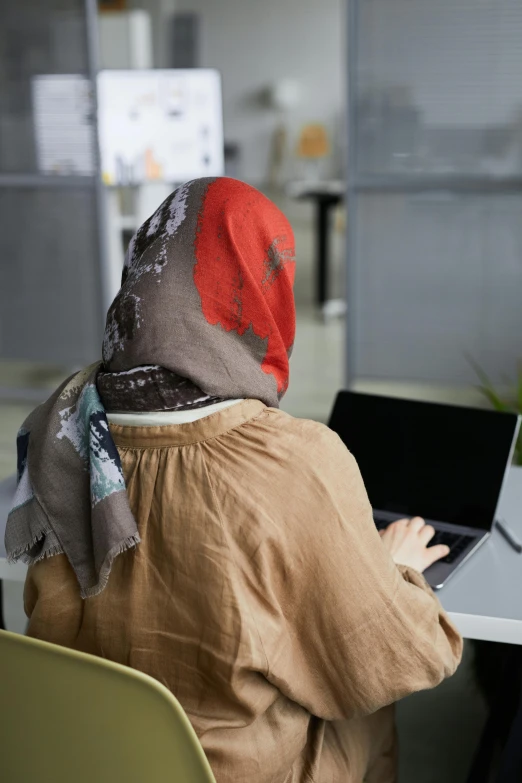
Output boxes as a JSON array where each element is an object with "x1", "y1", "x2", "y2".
[{"x1": 374, "y1": 516, "x2": 475, "y2": 564}]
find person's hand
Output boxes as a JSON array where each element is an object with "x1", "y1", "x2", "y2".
[{"x1": 379, "y1": 517, "x2": 450, "y2": 573}]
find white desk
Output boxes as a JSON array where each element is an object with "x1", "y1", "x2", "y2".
[
  {"x1": 2, "y1": 469, "x2": 522, "y2": 643},
  {"x1": 438, "y1": 465, "x2": 522, "y2": 645}
]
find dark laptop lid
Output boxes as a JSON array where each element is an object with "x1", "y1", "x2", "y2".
[{"x1": 328, "y1": 391, "x2": 520, "y2": 530}]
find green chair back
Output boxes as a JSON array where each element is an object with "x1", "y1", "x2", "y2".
[{"x1": 0, "y1": 629, "x2": 216, "y2": 783}]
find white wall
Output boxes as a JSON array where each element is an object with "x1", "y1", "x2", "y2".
[
  {"x1": 126, "y1": 0, "x2": 177, "y2": 70},
  {"x1": 174, "y1": 0, "x2": 345, "y2": 184}
]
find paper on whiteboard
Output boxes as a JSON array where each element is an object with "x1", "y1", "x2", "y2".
[
  {"x1": 32, "y1": 75, "x2": 96, "y2": 176},
  {"x1": 97, "y1": 69, "x2": 224, "y2": 185}
]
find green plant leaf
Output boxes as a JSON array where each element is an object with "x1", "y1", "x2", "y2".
[
  {"x1": 467, "y1": 354, "x2": 511, "y2": 411},
  {"x1": 478, "y1": 385, "x2": 510, "y2": 412},
  {"x1": 467, "y1": 354, "x2": 497, "y2": 392},
  {"x1": 468, "y1": 354, "x2": 522, "y2": 463}
]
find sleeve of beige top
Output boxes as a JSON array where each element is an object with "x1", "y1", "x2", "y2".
[
  {"x1": 24, "y1": 553, "x2": 83, "y2": 646},
  {"x1": 256, "y1": 423, "x2": 463, "y2": 722}
]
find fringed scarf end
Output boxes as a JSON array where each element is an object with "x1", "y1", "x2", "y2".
[
  {"x1": 6, "y1": 527, "x2": 63, "y2": 566},
  {"x1": 80, "y1": 533, "x2": 141, "y2": 599}
]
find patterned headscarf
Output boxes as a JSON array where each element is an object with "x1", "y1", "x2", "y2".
[{"x1": 5, "y1": 178, "x2": 296, "y2": 597}]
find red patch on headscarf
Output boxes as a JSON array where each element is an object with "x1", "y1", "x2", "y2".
[{"x1": 193, "y1": 178, "x2": 296, "y2": 395}]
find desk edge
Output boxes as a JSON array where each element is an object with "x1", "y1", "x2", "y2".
[{"x1": 449, "y1": 611, "x2": 522, "y2": 645}]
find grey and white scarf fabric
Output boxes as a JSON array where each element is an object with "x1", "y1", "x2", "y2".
[
  {"x1": 6, "y1": 364, "x2": 134, "y2": 598},
  {"x1": 6, "y1": 364, "x2": 218, "y2": 598},
  {"x1": 5, "y1": 177, "x2": 296, "y2": 597}
]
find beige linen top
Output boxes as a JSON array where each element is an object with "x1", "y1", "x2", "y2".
[{"x1": 24, "y1": 400, "x2": 462, "y2": 783}]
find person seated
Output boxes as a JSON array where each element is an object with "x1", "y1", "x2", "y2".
[{"x1": 6, "y1": 177, "x2": 461, "y2": 783}]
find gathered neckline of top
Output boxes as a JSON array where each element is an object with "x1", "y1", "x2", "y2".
[{"x1": 108, "y1": 399, "x2": 269, "y2": 449}]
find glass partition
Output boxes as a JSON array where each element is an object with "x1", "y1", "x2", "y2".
[
  {"x1": 347, "y1": 0, "x2": 522, "y2": 386},
  {"x1": 0, "y1": 0, "x2": 104, "y2": 367}
]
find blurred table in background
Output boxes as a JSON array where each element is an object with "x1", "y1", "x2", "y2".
[{"x1": 286, "y1": 180, "x2": 345, "y2": 310}]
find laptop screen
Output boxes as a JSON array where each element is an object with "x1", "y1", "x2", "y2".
[{"x1": 328, "y1": 392, "x2": 519, "y2": 530}]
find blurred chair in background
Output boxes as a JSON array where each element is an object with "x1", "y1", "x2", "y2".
[{"x1": 296, "y1": 122, "x2": 331, "y2": 180}]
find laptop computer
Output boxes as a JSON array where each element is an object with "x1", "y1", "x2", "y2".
[{"x1": 328, "y1": 391, "x2": 520, "y2": 589}]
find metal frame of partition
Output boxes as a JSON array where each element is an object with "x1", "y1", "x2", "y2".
[
  {"x1": 345, "y1": 0, "x2": 358, "y2": 388},
  {"x1": 0, "y1": 0, "x2": 109, "y2": 400},
  {"x1": 344, "y1": 0, "x2": 522, "y2": 387},
  {"x1": 345, "y1": 0, "x2": 360, "y2": 385},
  {"x1": 85, "y1": 0, "x2": 112, "y2": 315}
]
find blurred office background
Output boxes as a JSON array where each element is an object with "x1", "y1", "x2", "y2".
[{"x1": 2, "y1": 1, "x2": 522, "y2": 779}]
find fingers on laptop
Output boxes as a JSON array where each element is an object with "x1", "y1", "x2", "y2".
[
  {"x1": 408, "y1": 517, "x2": 426, "y2": 533},
  {"x1": 424, "y1": 544, "x2": 450, "y2": 568},
  {"x1": 379, "y1": 517, "x2": 450, "y2": 568},
  {"x1": 419, "y1": 524, "x2": 435, "y2": 545}
]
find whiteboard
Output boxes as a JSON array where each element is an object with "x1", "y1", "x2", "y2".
[{"x1": 97, "y1": 69, "x2": 224, "y2": 185}]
